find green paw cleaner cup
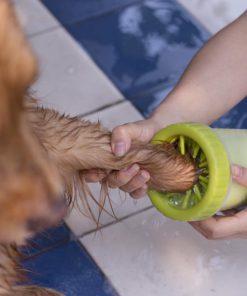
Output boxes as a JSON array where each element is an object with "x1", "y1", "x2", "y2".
[{"x1": 148, "y1": 123, "x2": 247, "y2": 221}]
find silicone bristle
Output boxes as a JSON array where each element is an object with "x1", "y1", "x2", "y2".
[
  {"x1": 170, "y1": 136, "x2": 178, "y2": 143},
  {"x1": 182, "y1": 190, "x2": 191, "y2": 209},
  {"x1": 180, "y1": 136, "x2": 185, "y2": 155},
  {"x1": 199, "y1": 175, "x2": 208, "y2": 183},
  {"x1": 194, "y1": 184, "x2": 201, "y2": 201},
  {"x1": 199, "y1": 161, "x2": 208, "y2": 168},
  {"x1": 192, "y1": 144, "x2": 200, "y2": 159}
]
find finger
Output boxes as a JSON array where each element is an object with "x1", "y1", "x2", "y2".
[
  {"x1": 82, "y1": 169, "x2": 106, "y2": 183},
  {"x1": 111, "y1": 124, "x2": 135, "y2": 157},
  {"x1": 189, "y1": 221, "x2": 210, "y2": 238},
  {"x1": 231, "y1": 164, "x2": 247, "y2": 187},
  {"x1": 120, "y1": 170, "x2": 150, "y2": 193},
  {"x1": 189, "y1": 213, "x2": 245, "y2": 239},
  {"x1": 111, "y1": 121, "x2": 153, "y2": 157},
  {"x1": 108, "y1": 164, "x2": 140, "y2": 188},
  {"x1": 130, "y1": 186, "x2": 148, "y2": 199}
]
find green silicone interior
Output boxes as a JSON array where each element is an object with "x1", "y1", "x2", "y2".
[{"x1": 148, "y1": 123, "x2": 231, "y2": 221}]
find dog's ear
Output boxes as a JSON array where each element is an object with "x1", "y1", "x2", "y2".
[{"x1": 0, "y1": 0, "x2": 37, "y2": 101}]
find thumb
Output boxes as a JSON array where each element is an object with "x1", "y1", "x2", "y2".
[
  {"x1": 231, "y1": 164, "x2": 247, "y2": 187},
  {"x1": 111, "y1": 119, "x2": 159, "y2": 157}
]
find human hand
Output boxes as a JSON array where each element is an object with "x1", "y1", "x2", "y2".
[
  {"x1": 84, "y1": 118, "x2": 161, "y2": 198},
  {"x1": 190, "y1": 164, "x2": 247, "y2": 239}
]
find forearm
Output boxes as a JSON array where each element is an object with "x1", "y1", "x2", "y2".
[{"x1": 150, "y1": 11, "x2": 247, "y2": 130}]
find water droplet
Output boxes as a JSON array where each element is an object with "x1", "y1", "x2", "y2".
[{"x1": 67, "y1": 66, "x2": 75, "y2": 75}]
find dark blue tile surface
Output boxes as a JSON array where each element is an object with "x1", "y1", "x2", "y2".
[
  {"x1": 21, "y1": 223, "x2": 71, "y2": 258},
  {"x1": 41, "y1": 0, "x2": 140, "y2": 25},
  {"x1": 131, "y1": 84, "x2": 247, "y2": 129},
  {"x1": 212, "y1": 97, "x2": 247, "y2": 129},
  {"x1": 22, "y1": 241, "x2": 118, "y2": 296},
  {"x1": 130, "y1": 84, "x2": 174, "y2": 117},
  {"x1": 65, "y1": 0, "x2": 210, "y2": 99}
]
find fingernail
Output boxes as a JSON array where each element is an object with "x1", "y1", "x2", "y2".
[
  {"x1": 126, "y1": 164, "x2": 139, "y2": 175},
  {"x1": 231, "y1": 165, "x2": 242, "y2": 177},
  {"x1": 114, "y1": 142, "x2": 126, "y2": 157},
  {"x1": 140, "y1": 171, "x2": 150, "y2": 181},
  {"x1": 142, "y1": 184, "x2": 148, "y2": 190}
]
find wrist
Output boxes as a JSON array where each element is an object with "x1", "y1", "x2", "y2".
[
  {"x1": 149, "y1": 92, "x2": 187, "y2": 130},
  {"x1": 149, "y1": 85, "x2": 213, "y2": 129}
]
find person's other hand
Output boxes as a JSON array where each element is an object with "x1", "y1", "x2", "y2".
[
  {"x1": 84, "y1": 118, "x2": 160, "y2": 198},
  {"x1": 190, "y1": 164, "x2": 247, "y2": 239}
]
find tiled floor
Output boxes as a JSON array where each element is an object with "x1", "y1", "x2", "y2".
[
  {"x1": 16, "y1": 0, "x2": 247, "y2": 295},
  {"x1": 13, "y1": 0, "x2": 59, "y2": 36},
  {"x1": 81, "y1": 208, "x2": 247, "y2": 296},
  {"x1": 178, "y1": 0, "x2": 247, "y2": 33}
]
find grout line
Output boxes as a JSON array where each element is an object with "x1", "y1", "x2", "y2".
[
  {"x1": 77, "y1": 242, "x2": 120, "y2": 296},
  {"x1": 176, "y1": 0, "x2": 212, "y2": 34},
  {"x1": 77, "y1": 205, "x2": 154, "y2": 239},
  {"x1": 21, "y1": 224, "x2": 73, "y2": 260},
  {"x1": 78, "y1": 98, "x2": 127, "y2": 118},
  {"x1": 127, "y1": 81, "x2": 176, "y2": 101},
  {"x1": 175, "y1": 0, "x2": 212, "y2": 36},
  {"x1": 28, "y1": 23, "x2": 62, "y2": 39},
  {"x1": 53, "y1": 0, "x2": 142, "y2": 28},
  {"x1": 29, "y1": 0, "x2": 142, "y2": 38}
]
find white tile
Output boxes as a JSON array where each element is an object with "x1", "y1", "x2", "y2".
[
  {"x1": 13, "y1": 0, "x2": 59, "y2": 36},
  {"x1": 66, "y1": 184, "x2": 152, "y2": 237},
  {"x1": 65, "y1": 101, "x2": 153, "y2": 236},
  {"x1": 83, "y1": 100, "x2": 142, "y2": 130},
  {"x1": 81, "y1": 207, "x2": 247, "y2": 296},
  {"x1": 30, "y1": 27, "x2": 123, "y2": 116},
  {"x1": 178, "y1": 0, "x2": 247, "y2": 33}
]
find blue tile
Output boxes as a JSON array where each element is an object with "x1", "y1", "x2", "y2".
[
  {"x1": 22, "y1": 241, "x2": 118, "y2": 296},
  {"x1": 130, "y1": 84, "x2": 174, "y2": 117},
  {"x1": 65, "y1": 0, "x2": 210, "y2": 99},
  {"x1": 212, "y1": 97, "x2": 247, "y2": 129},
  {"x1": 41, "y1": 0, "x2": 139, "y2": 25},
  {"x1": 131, "y1": 84, "x2": 247, "y2": 129},
  {"x1": 21, "y1": 223, "x2": 71, "y2": 258}
]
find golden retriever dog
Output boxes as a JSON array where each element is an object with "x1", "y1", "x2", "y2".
[{"x1": 0, "y1": 1, "x2": 196, "y2": 295}]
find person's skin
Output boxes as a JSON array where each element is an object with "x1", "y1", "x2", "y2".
[{"x1": 85, "y1": 11, "x2": 247, "y2": 239}]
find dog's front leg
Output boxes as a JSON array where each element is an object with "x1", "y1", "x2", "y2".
[{"x1": 26, "y1": 100, "x2": 196, "y2": 193}]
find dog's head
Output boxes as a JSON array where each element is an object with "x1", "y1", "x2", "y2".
[{"x1": 0, "y1": 1, "x2": 65, "y2": 244}]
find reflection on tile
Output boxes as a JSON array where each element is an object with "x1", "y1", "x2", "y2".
[
  {"x1": 21, "y1": 224, "x2": 71, "y2": 258},
  {"x1": 65, "y1": 101, "x2": 152, "y2": 236},
  {"x1": 81, "y1": 208, "x2": 247, "y2": 296},
  {"x1": 13, "y1": 0, "x2": 59, "y2": 36},
  {"x1": 23, "y1": 241, "x2": 118, "y2": 296},
  {"x1": 30, "y1": 27, "x2": 123, "y2": 116},
  {"x1": 178, "y1": 0, "x2": 247, "y2": 33},
  {"x1": 41, "y1": 0, "x2": 139, "y2": 25},
  {"x1": 66, "y1": 0, "x2": 210, "y2": 99}
]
